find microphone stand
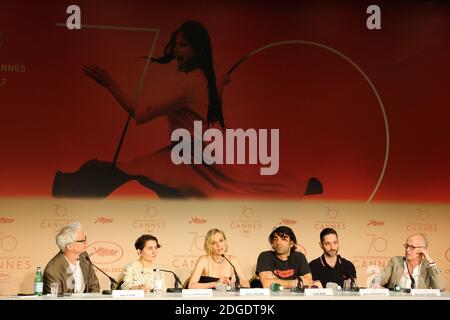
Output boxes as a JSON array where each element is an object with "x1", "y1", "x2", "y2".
[
  {"x1": 294, "y1": 276, "x2": 304, "y2": 293},
  {"x1": 84, "y1": 255, "x2": 118, "y2": 294},
  {"x1": 221, "y1": 254, "x2": 240, "y2": 291},
  {"x1": 154, "y1": 269, "x2": 183, "y2": 293}
]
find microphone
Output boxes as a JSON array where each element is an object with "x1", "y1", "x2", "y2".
[
  {"x1": 294, "y1": 276, "x2": 304, "y2": 293},
  {"x1": 84, "y1": 254, "x2": 118, "y2": 295},
  {"x1": 221, "y1": 254, "x2": 240, "y2": 291},
  {"x1": 154, "y1": 268, "x2": 183, "y2": 293}
]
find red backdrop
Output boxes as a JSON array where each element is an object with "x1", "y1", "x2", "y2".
[{"x1": 1, "y1": 0, "x2": 449, "y2": 202}]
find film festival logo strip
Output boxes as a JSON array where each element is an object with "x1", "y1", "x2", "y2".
[
  {"x1": 132, "y1": 205, "x2": 166, "y2": 233},
  {"x1": 40, "y1": 204, "x2": 75, "y2": 231},
  {"x1": 313, "y1": 207, "x2": 346, "y2": 231},
  {"x1": 352, "y1": 230, "x2": 390, "y2": 281},
  {"x1": 230, "y1": 206, "x2": 262, "y2": 237},
  {"x1": 171, "y1": 232, "x2": 205, "y2": 269},
  {"x1": 406, "y1": 209, "x2": 437, "y2": 232},
  {"x1": 171, "y1": 218, "x2": 210, "y2": 269},
  {"x1": 318, "y1": 206, "x2": 391, "y2": 281},
  {"x1": 0, "y1": 232, "x2": 32, "y2": 283}
]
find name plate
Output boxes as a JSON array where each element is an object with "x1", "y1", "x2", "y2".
[
  {"x1": 304, "y1": 288, "x2": 334, "y2": 296},
  {"x1": 239, "y1": 288, "x2": 270, "y2": 296},
  {"x1": 359, "y1": 288, "x2": 390, "y2": 296},
  {"x1": 182, "y1": 289, "x2": 213, "y2": 297},
  {"x1": 112, "y1": 290, "x2": 144, "y2": 298},
  {"x1": 411, "y1": 289, "x2": 441, "y2": 297}
]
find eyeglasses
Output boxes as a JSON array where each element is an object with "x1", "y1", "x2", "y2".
[
  {"x1": 403, "y1": 243, "x2": 424, "y2": 250},
  {"x1": 74, "y1": 236, "x2": 87, "y2": 243}
]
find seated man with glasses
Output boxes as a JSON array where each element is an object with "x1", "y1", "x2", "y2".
[
  {"x1": 380, "y1": 233, "x2": 445, "y2": 291},
  {"x1": 43, "y1": 221, "x2": 100, "y2": 294}
]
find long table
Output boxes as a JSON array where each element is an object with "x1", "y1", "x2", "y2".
[{"x1": 1, "y1": 291, "x2": 448, "y2": 319}]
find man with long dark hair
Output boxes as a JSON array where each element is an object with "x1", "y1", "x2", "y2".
[{"x1": 255, "y1": 226, "x2": 314, "y2": 289}]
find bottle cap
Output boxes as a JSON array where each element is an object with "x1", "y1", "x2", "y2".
[{"x1": 270, "y1": 283, "x2": 283, "y2": 292}]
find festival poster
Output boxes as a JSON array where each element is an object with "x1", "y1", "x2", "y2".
[
  {"x1": 0, "y1": 0, "x2": 449, "y2": 297},
  {"x1": 1, "y1": 0, "x2": 448, "y2": 203}
]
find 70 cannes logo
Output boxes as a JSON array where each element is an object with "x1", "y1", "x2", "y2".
[{"x1": 0, "y1": 232, "x2": 17, "y2": 252}]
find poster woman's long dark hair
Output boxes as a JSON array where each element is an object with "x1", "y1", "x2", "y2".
[{"x1": 152, "y1": 20, "x2": 225, "y2": 128}]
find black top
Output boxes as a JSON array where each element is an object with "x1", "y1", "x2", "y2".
[
  {"x1": 256, "y1": 251, "x2": 311, "y2": 280},
  {"x1": 199, "y1": 276, "x2": 220, "y2": 283},
  {"x1": 309, "y1": 254, "x2": 356, "y2": 288}
]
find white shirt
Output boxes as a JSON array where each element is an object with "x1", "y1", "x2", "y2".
[
  {"x1": 400, "y1": 260, "x2": 421, "y2": 289},
  {"x1": 121, "y1": 260, "x2": 166, "y2": 290},
  {"x1": 64, "y1": 256, "x2": 85, "y2": 293}
]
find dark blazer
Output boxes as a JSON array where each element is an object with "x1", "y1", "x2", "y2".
[
  {"x1": 380, "y1": 256, "x2": 445, "y2": 291},
  {"x1": 43, "y1": 251, "x2": 100, "y2": 294}
]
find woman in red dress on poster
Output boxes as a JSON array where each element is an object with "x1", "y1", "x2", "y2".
[{"x1": 83, "y1": 20, "x2": 321, "y2": 199}]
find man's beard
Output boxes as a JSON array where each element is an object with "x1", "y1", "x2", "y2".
[{"x1": 324, "y1": 250, "x2": 338, "y2": 257}]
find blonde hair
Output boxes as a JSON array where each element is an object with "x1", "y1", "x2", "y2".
[{"x1": 204, "y1": 228, "x2": 228, "y2": 255}]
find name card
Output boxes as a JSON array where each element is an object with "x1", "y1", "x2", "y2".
[
  {"x1": 239, "y1": 288, "x2": 270, "y2": 296},
  {"x1": 359, "y1": 288, "x2": 390, "y2": 296},
  {"x1": 304, "y1": 288, "x2": 334, "y2": 296},
  {"x1": 112, "y1": 290, "x2": 144, "y2": 298},
  {"x1": 411, "y1": 289, "x2": 441, "y2": 297},
  {"x1": 182, "y1": 289, "x2": 213, "y2": 297}
]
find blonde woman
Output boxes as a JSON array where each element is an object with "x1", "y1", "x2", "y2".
[{"x1": 188, "y1": 228, "x2": 249, "y2": 289}]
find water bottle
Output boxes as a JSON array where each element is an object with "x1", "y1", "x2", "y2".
[
  {"x1": 269, "y1": 282, "x2": 283, "y2": 292},
  {"x1": 371, "y1": 272, "x2": 381, "y2": 289},
  {"x1": 34, "y1": 267, "x2": 44, "y2": 296},
  {"x1": 350, "y1": 276, "x2": 357, "y2": 291},
  {"x1": 153, "y1": 266, "x2": 163, "y2": 294}
]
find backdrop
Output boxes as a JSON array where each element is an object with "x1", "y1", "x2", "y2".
[
  {"x1": 0, "y1": 199, "x2": 449, "y2": 294},
  {"x1": 0, "y1": 0, "x2": 449, "y2": 294}
]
